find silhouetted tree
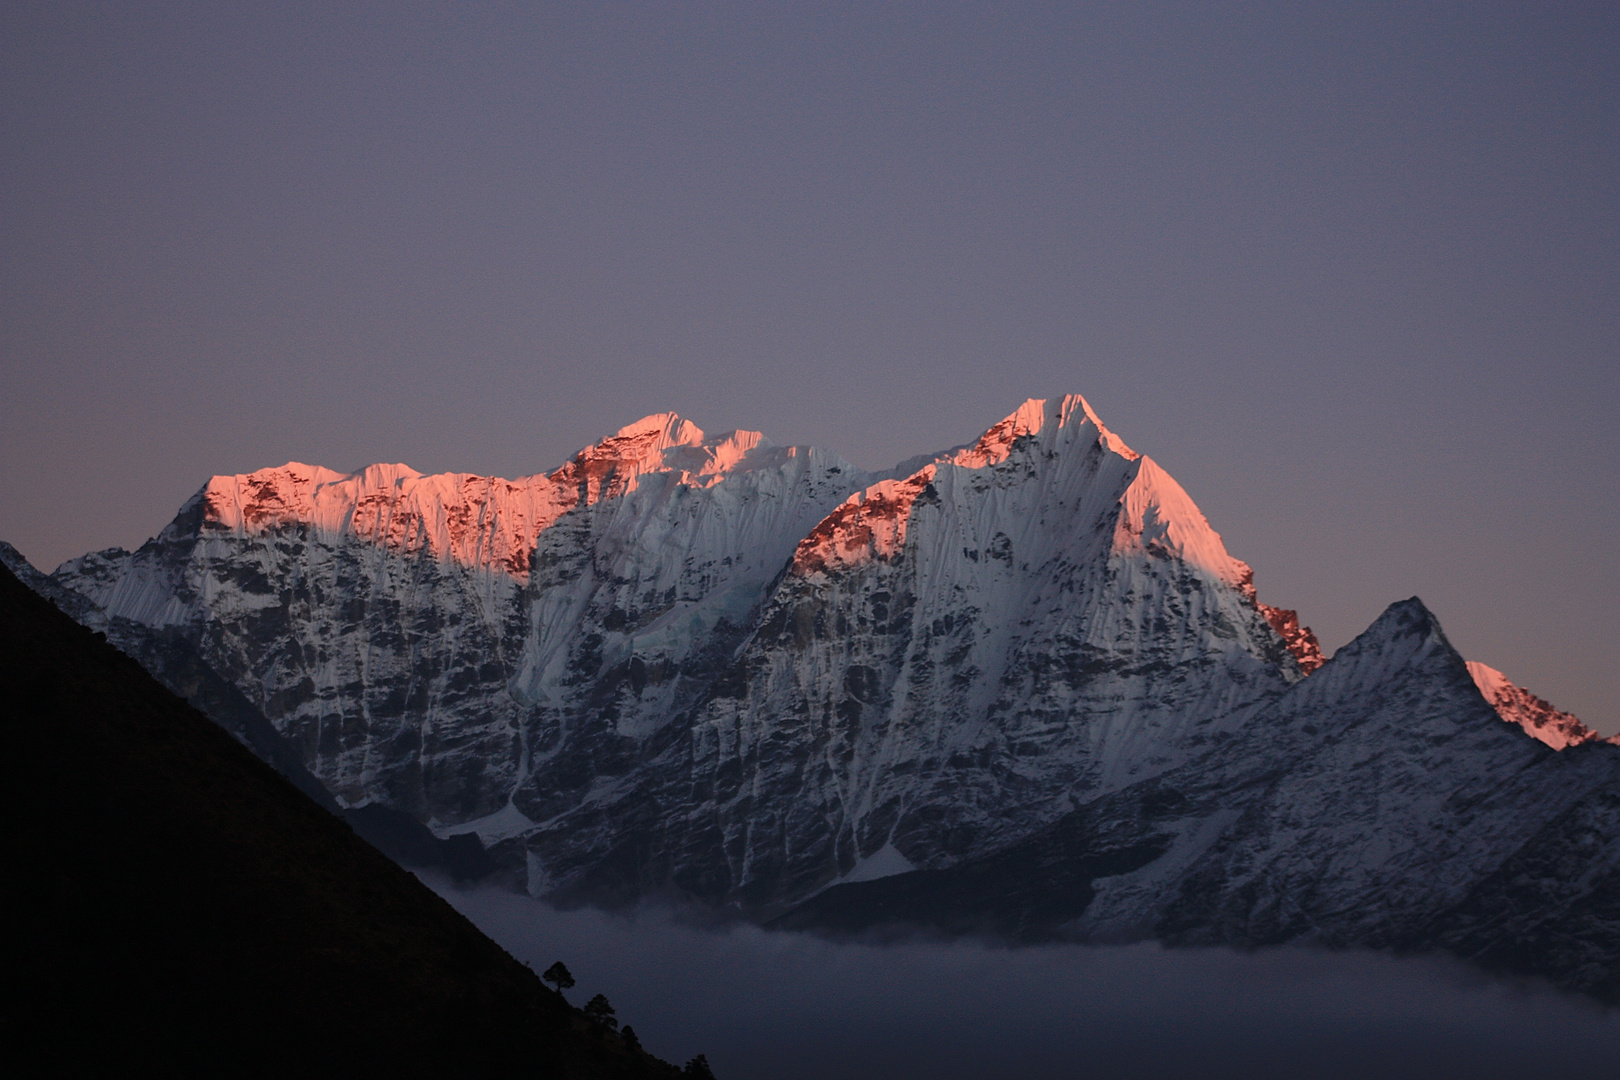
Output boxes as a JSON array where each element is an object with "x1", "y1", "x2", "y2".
[
  {"x1": 583, "y1": 990, "x2": 618, "y2": 1036},
  {"x1": 683, "y1": 1053, "x2": 715, "y2": 1079},
  {"x1": 583, "y1": 993, "x2": 618, "y2": 1031},
  {"x1": 620, "y1": 1024, "x2": 642, "y2": 1053},
  {"x1": 541, "y1": 961, "x2": 574, "y2": 998}
]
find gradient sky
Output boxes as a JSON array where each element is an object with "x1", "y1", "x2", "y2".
[{"x1": 3, "y1": 3, "x2": 1616, "y2": 731}]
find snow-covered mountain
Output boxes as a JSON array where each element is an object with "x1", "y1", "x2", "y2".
[
  {"x1": 1467, "y1": 661, "x2": 1618, "y2": 749},
  {"x1": 782, "y1": 597, "x2": 1620, "y2": 999},
  {"x1": 51, "y1": 414, "x2": 869, "y2": 824},
  {"x1": 613, "y1": 396, "x2": 1311, "y2": 908},
  {"x1": 26, "y1": 394, "x2": 1619, "y2": 999}
]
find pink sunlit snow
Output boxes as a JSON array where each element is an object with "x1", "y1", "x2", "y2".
[
  {"x1": 1466, "y1": 661, "x2": 1616, "y2": 750},
  {"x1": 192, "y1": 416, "x2": 773, "y2": 580}
]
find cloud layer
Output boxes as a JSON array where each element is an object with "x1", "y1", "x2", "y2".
[{"x1": 430, "y1": 878, "x2": 1620, "y2": 1080}]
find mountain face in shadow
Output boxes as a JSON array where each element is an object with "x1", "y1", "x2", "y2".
[
  {"x1": 776, "y1": 600, "x2": 1620, "y2": 1004},
  {"x1": 0, "y1": 561, "x2": 687, "y2": 1077}
]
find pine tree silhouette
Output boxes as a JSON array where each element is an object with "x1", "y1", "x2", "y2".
[
  {"x1": 583, "y1": 993, "x2": 618, "y2": 1031},
  {"x1": 620, "y1": 1024, "x2": 642, "y2": 1053},
  {"x1": 683, "y1": 1053, "x2": 716, "y2": 1079},
  {"x1": 541, "y1": 961, "x2": 574, "y2": 998}
]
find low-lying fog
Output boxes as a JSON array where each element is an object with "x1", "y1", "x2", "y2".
[{"x1": 426, "y1": 877, "x2": 1618, "y2": 1080}]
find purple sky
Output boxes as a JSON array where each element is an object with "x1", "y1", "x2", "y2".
[{"x1": 3, "y1": 3, "x2": 1616, "y2": 733}]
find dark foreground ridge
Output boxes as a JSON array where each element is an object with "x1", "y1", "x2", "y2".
[
  {"x1": 0, "y1": 540, "x2": 497, "y2": 883},
  {"x1": 0, "y1": 562, "x2": 692, "y2": 1078}
]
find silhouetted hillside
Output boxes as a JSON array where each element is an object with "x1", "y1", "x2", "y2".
[
  {"x1": 0, "y1": 562, "x2": 690, "y2": 1077},
  {"x1": 0, "y1": 540, "x2": 500, "y2": 883}
]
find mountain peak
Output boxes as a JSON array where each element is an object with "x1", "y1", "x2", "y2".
[
  {"x1": 791, "y1": 395, "x2": 1115, "y2": 575},
  {"x1": 612, "y1": 411, "x2": 690, "y2": 438},
  {"x1": 1299, "y1": 597, "x2": 1449, "y2": 690},
  {"x1": 1367, "y1": 596, "x2": 1443, "y2": 642},
  {"x1": 1466, "y1": 661, "x2": 1614, "y2": 750},
  {"x1": 605, "y1": 411, "x2": 707, "y2": 451},
  {"x1": 570, "y1": 413, "x2": 705, "y2": 473},
  {"x1": 561, "y1": 415, "x2": 780, "y2": 496},
  {"x1": 944, "y1": 394, "x2": 1137, "y2": 470}
]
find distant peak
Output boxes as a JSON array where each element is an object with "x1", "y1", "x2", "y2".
[
  {"x1": 1363, "y1": 597, "x2": 1443, "y2": 644},
  {"x1": 270, "y1": 461, "x2": 352, "y2": 484},
  {"x1": 352, "y1": 463, "x2": 425, "y2": 487},
  {"x1": 1381, "y1": 596, "x2": 1435, "y2": 624},
  {"x1": 1055, "y1": 393, "x2": 1137, "y2": 459},
  {"x1": 1466, "y1": 660, "x2": 1612, "y2": 750},
  {"x1": 1307, "y1": 598, "x2": 1472, "y2": 691},
  {"x1": 561, "y1": 415, "x2": 786, "y2": 497},
  {"x1": 944, "y1": 394, "x2": 1136, "y2": 471},
  {"x1": 569, "y1": 413, "x2": 710, "y2": 476},
  {"x1": 610, "y1": 412, "x2": 702, "y2": 444}
]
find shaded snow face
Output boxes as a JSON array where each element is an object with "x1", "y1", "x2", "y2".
[{"x1": 429, "y1": 878, "x2": 1620, "y2": 1080}]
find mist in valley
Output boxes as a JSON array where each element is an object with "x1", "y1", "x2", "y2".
[{"x1": 428, "y1": 877, "x2": 1619, "y2": 1080}]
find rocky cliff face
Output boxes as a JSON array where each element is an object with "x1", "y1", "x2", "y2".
[{"x1": 39, "y1": 394, "x2": 1619, "y2": 995}]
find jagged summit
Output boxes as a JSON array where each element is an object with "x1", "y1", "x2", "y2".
[
  {"x1": 792, "y1": 394, "x2": 1240, "y2": 584},
  {"x1": 562, "y1": 412, "x2": 771, "y2": 493},
  {"x1": 607, "y1": 410, "x2": 701, "y2": 442},
  {"x1": 943, "y1": 395, "x2": 1136, "y2": 468},
  {"x1": 100, "y1": 413, "x2": 813, "y2": 584},
  {"x1": 1301, "y1": 596, "x2": 1450, "y2": 684}
]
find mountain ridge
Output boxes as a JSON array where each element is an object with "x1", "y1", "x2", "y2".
[{"x1": 20, "y1": 393, "x2": 1619, "y2": 1000}]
